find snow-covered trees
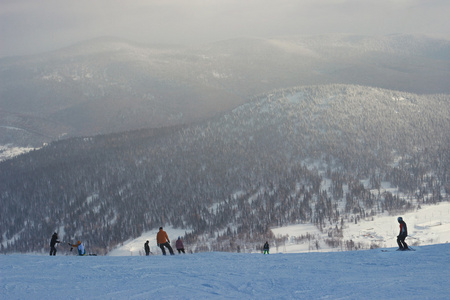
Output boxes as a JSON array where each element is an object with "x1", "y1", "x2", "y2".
[{"x1": 1, "y1": 85, "x2": 448, "y2": 254}]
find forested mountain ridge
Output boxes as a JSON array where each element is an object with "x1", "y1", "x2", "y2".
[
  {"x1": 1, "y1": 34, "x2": 449, "y2": 148},
  {"x1": 1, "y1": 85, "x2": 449, "y2": 254}
]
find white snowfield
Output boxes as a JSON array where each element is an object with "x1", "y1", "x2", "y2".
[
  {"x1": 110, "y1": 202, "x2": 450, "y2": 256},
  {"x1": 272, "y1": 202, "x2": 450, "y2": 253},
  {"x1": 1, "y1": 244, "x2": 449, "y2": 299},
  {"x1": 2, "y1": 203, "x2": 449, "y2": 299}
]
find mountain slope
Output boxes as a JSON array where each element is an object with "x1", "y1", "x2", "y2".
[
  {"x1": 1, "y1": 244, "x2": 450, "y2": 299},
  {"x1": 1, "y1": 34, "x2": 449, "y2": 147},
  {"x1": 1, "y1": 84, "x2": 448, "y2": 254}
]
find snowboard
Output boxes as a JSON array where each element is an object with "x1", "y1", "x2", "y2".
[{"x1": 381, "y1": 247, "x2": 415, "y2": 252}]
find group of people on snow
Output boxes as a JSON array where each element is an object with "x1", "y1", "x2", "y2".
[
  {"x1": 49, "y1": 232, "x2": 86, "y2": 256},
  {"x1": 152, "y1": 227, "x2": 185, "y2": 255},
  {"x1": 144, "y1": 227, "x2": 186, "y2": 256},
  {"x1": 148, "y1": 217, "x2": 409, "y2": 255},
  {"x1": 50, "y1": 217, "x2": 410, "y2": 256}
]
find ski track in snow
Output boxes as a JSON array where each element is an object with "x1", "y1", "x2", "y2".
[{"x1": 1, "y1": 244, "x2": 449, "y2": 299}]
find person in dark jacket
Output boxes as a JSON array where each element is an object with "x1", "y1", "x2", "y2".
[
  {"x1": 397, "y1": 217, "x2": 408, "y2": 250},
  {"x1": 263, "y1": 241, "x2": 270, "y2": 254},
  {"x1": 49, "y1": 232, "x2": 60, "y2": 256},
  {"x1": 144, "y1": 240, "x2": 150, "y2": 256}
]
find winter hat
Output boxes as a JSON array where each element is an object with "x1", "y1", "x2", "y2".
[{"x1": 397, "y1": 217, "x2": 403, "y2": 222}]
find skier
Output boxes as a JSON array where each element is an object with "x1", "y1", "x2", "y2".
[
  {"x1": 263, "y1": 241, "x2": 270, "y2": 254},
  {"x1": 49, "y1": 232, "x2": 60, "y2": 256},
  {"x1": 69, "y1": 241, "x2": 86, "y2": 256},
  {"x1": 397, "y1": 217, "x2": 408, "y2": 250},
  {"x1": 176, "y1": 237, "x2": 185, "y2": 254},
  {"x1": 144, "y1": 240, "x2": 150, "y2": 256},
  {"x1": 156, "y1": 227, "x2": 174, "y2": 255}
]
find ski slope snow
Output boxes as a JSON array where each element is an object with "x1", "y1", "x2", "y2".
[
  {"x1": 1, "y1": 244, "x2": 449, "y2": 299},
  {"x1": 271, "y1": 202, "x2": 450, "y2": 253}
]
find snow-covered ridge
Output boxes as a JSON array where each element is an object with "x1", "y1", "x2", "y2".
[{"x1": 2, "y1": 34, "x2": 450, "y2": 149}]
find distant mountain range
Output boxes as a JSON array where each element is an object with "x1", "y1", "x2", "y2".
[
  {"x1": 1, "y1": 34, "x2": 449, "y2": 147},
  {"x1": 1, "y1": 84, "x2": 448, "y2": 254}
]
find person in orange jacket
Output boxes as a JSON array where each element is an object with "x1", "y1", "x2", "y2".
[
  {"x1": 68, "y1": 241, "x2": 86, "y2": 256},
  {"x1": 156, "y1": 227, "x2": 174, "y2": 255}
]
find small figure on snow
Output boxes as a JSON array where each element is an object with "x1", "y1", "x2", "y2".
[
  {"x1": 144, "y1": 240, "x2": 150, "y2": 256},
  {"x1": 176, "y1": 237, "x2": 185, "y2": 254},
  {"x1": 156, "y1": 227, "x2": 174, "y2": 255},
  {"x1": 397, "y1": 217, "x2": 408, "y2": 250},
  {"x1": 49, "y1": 232, "x2": 60, "y2": 256},
  {"x1": 69, "y1": 241, "x2": 86, "y2": 256},
  {"x1": 263, "y1": 241, "x2": 270, "y2": 254}
]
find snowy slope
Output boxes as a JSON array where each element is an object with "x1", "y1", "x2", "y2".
[
  {"x1": 108, "y1": 202, "x2": 450, "y2": 256},
  {"x1": 1, "y1": 244, "x2": 449, "y2": 299},
  {"x1": 0, "y1": 145, "x2": 35, "y2": 162},
  {"x1": 271, "y1": 202, "x2": 450, "y2": 253}
]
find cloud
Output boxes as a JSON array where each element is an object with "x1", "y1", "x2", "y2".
[{"x1": 1, "y1": 0, "x2": 449, "y2": 57}]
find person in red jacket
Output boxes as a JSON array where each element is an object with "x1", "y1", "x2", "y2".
[
  {"x1": 397, "y1": 217, "x2": 408, "y2": 250},
  {"x1": 156, "y1": 227, "x2": 174, "y2": 255}
]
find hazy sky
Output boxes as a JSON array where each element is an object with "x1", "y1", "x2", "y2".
[{"x1": 1, "y1": 0, "x2": 449, "y2": 57}]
